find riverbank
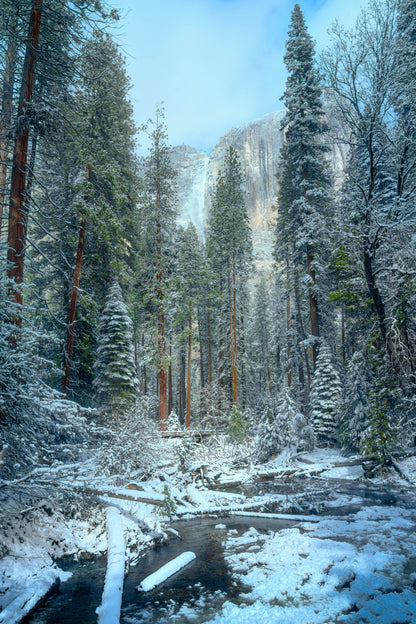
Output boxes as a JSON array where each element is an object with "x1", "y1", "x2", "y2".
[{"x1": 1, "y1": 446, "x2": 416, "y2": 623}]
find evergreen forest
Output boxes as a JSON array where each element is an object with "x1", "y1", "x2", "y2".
[{"x1": 1, "y1": 0, "x2": 416, "y2": 482}]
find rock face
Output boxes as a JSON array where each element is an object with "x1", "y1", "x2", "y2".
[{"x1": 173, "y1": 109, "x2": 347, "y2": 272}]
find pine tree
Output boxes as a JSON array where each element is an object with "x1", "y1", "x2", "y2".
[
  {"x1": 339, "y1": 350, "x2": 371, "y2": 451},
  {"x1": 137, "y1": 107, "x2": 177, "y2": 429},
  {"x1": 276, "y1": 4, "x2": 332, "y2": 377},
  {"x1": 173, "y1": 223, "x2": 204, "y2": 428},
  {"x1": 93, "y1": 280, "x2": 138, "y2": 411},
  {"x1": 310, "y1": 343, "x2": 342, "y2": 446},
  {"x1": 206, "y1": 146, "x2": 252, "y2": 408}
]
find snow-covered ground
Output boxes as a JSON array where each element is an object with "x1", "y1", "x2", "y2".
[
  {"x1": 203, "y1": 503, "x2": 416, "y2": 624},
  {"x1": 1, "y1": 442, "x2": 416, "y2": 624}
]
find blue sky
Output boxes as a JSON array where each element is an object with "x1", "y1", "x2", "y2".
[{"x1": 111, "y1": 0, "x2": 365, "y2": 153}]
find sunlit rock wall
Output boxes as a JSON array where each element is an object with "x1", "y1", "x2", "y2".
[{"x1": 173, "y1": 109, "x2": 347, "y2": 272}]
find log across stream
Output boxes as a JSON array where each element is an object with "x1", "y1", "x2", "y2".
[
  {"x1": 25, "y1": 515, "x2": 297, "y2": 624},
  {"x1": 25, "y1": 477, "x2": 415, "y2": 624}
]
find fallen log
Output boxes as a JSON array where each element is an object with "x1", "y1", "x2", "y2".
[
  {"x1": 96, "y1": 506, "x2": 125, "y2": 624},
  {"x1": 0, "y1": 575, "x2": 60, "y2": 624},
  {"x1": 137, "y1": 552, "x2": 196, "y2": 591},
  {"x1": 86, "y1": 487, "x2": 165, "y2": 507}
]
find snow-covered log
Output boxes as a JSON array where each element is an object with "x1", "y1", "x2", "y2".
[
  {"x1": 87, "y1": 487, "x2": 165, "y2": 506},
  {"x1": 96, "y1": 507, "x2": 125, "y2": 624},
  {"x1": 137, "y1": 552, "x2": 196, "y2": 591},
  {"x1": 0, "y1": 574, "x2": 60, "y2": 624}
]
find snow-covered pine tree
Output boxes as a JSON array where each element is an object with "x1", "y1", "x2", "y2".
[
  {"x1": 276, "y1": 3, "x2": 332, "y2": 374},
  {"x1": 310, "y1": 343, "x2": 342, "y2": 446},
  {"x1": 137, "y1": 107, "x2": 177, "y2": 429},
  {"x1": 93, "y1": 280, "x2": 138, "y2": 411},
  {"x1": 206, "y1": 146, "x2": 252, "y2": 409},
  {"x1": 256, "y1": 388, "x2": 310, "y2": 462},
  {"x1": 339, "y1": 350, "x2": 371, "y2": 451}
]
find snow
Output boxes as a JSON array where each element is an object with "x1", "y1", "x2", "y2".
[
  {"x1": 96, "y1": 507, "x2": 126, "y2": 624},
  {"x1": 202, "y1": 502, "x2": 416, "y2": 624},
  {"x1": 320, "y1": 464, "x2": 364, "y2": 479},
  {"x1": 137, "y1": 551, "x2": 196, "y2": 591},
  {"x1": 0, "y1": 571, "x2": 60, "y2": 624}
]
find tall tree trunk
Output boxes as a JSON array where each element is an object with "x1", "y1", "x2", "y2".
[
  {"x1": 179, "y1": 343, "x2": 186, "y2": 425},
  {"x1": 62, "y1": 217, "x2": 86, "y2": 395},
  {"x1": 286, "y1": 292, "x2": 292, "y2": 387},
  {"x1": 341, "y1": 302, "x2": 346, "y2": 363},
  {"x1": 168, "y1": 342, "x2": 173, "y2": 417},
  {"x1": 228, "y1": 268, "x2": 238, "y2": 406},
  {"x1": 266, "y1": 338, "x2": 272, "y2": 397},
  {"x1": 186, "y1": 299, "x2": 192, "y2": 428},
  {"x1": 7, "y1": 0, "x2": 42, "y2": 319},
  {"x1": 207, "y1": 307, "x2": 212, "y2": 385},
  {"x1": 240, "y1": 312, "x2": 247, "y2": 410},
  {"x1": 141, "y1": 332, "x2": 147, "y2": 395},
  {"x1": 198, "y1": 307, "x2": 205, "y2": 389},
  {"x1": 307, "y1": 244, "x2": 319, "y2": 370},
  {"x1": 0, "y1": 5, "x2": 19, "y2": 231},
  {"x1": 294, "y1": 268, "x2": 311, "y2": 398},
  {"x1": 156, "y1": 188, "x2": 167, "y2": 429},
  {"x1": 218, "y1": 347, "x2": 223, "y2": 413},
  {"x1": 363, "y1": 245, "x2": 388, "y2": 347}
]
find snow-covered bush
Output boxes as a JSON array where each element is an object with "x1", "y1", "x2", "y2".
[
  {"x1": 0, "y1": 390, "x2": 100, "y2": 479},
  {"x1": 226, "y1": 405, "x2": 251, "y2": 442},
  {"x1": 93, "y1": 279, "x2": 138, "y2": 411},
  {"x1": 256, "y1": 389, "x2": 312, "y2": 462},
  {"x1": 310, "y1": 343, "x2": 342, "y2": 446},
  {"x1": 176, "y1": 429, "x2": 196, "y2": 471},
  {"x1": 94, "y1": 397, "x2": 166, "y2": 480},
  {"x1": 0, "y1": 280, "x2": 59, "y2": 421},
  {"x1": 167, "y1": 411, "x2": 181, "y2": 431},
  {"x1": 199, "y1": 382, "x2": 229, "y2": 431}
]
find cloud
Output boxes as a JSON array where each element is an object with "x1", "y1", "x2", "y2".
[{"x1": 114, "y1": 0, "x2": 365, "y2": 152}]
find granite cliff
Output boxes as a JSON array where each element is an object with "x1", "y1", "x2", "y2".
[{"x1": 173, "y1": 109, "x2": 347, "y2": 272}]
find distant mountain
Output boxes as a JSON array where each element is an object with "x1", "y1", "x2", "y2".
[{"x1": 172, "y1": 109, "x2": 347, "y2": 273}]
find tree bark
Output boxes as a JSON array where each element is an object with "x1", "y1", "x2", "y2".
[
  {"x1": 307, "y1": 244, "x2": 319, "y2": 370},
  {"x1": 198, "y1": 307, "x2": 205, "y2": 389},
  {"x1": 7, "y1": 0, "x2": 42, "y2": 319},
  {"x1": 186, "y1": 299, "x2": 192, "y2": 428},
  {"x1": 168, "y1": 342, "x2": 173, "y2": 417},
  {"x1": 156, "y1": 186, "x2": 167, "y2": 429},
  {"x1": 294, "y1": 268, "x2": 311, "y2": 398},
  {"x1": 228, "y1": 267, "x2": 238, "y2": 406},
  {"x1": 286, "y1": 292, "x2": 292, "y2": 387},
  {"x1": 0, "y1": 5, "x2": 19, "y2": 231},
  {"x1": 179, "y1": 344, "x2": 186, "y2": 425},
  {"x1": 207, "y1": 307, "x2": 212, "y2": 385},
  {"x1": 62, "y1": 217, "x2": 86, "y2": 395},
  {"x1": 363, "y1": 246, "x2": 387, "y2": 344}
]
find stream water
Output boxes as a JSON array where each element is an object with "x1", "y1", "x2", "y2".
[
  {"x1": 25, "y1": 477, "x2": 415, "y2": 624},
  {"x1": 25, "y1": 515, "x2": 296, "y2": 624}
]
